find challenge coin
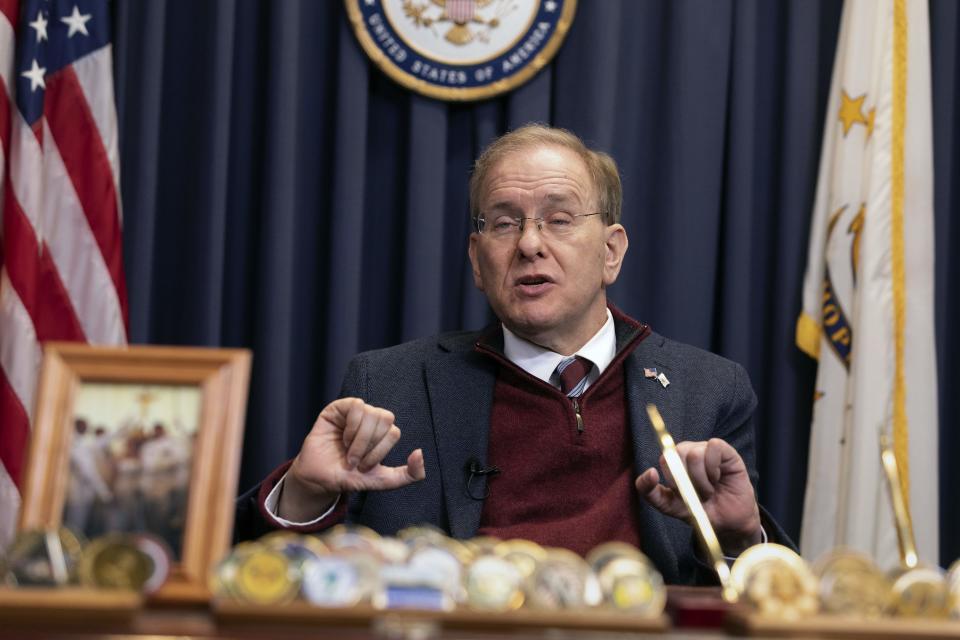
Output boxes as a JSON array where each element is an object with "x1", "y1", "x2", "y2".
[
  {"x1": 813, "y1": 549, "x2": 890, "y2": 617},
  {"x1": 233, "y1": 547, "x2": 299, "y2": 605},
  {"x1": 465, "y1": 555, "x2": 524, "y2": 611},
  {"x1": 6, "y1": 528, "x2": 83, "y2": 586},
  {"x1": 79, "y1": 535, "x2": 154, "y2": 591},
  {"x1": 525, "y1": 550, "x2": 590, "y2": 610},
  {"x1": 598, "y1": 556, "x2": 666, "y2": 616},
  {"x1": 301, "y1": 555, "x2": 373, "y2": 607},
  {"x1": 889, "y1": 566, "x2": 949, "y2": 618},
  {"x1": 730, "y1": 543, "x2": 818, "y2": 619}
]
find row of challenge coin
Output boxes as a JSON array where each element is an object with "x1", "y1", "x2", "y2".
[
  {"x1": 731, "y1": 544, "x2": 960, "y2": 620},
  {"x1": 1, "y1": 527, "x2": 170, "y2": 593},
  {"x1": 211, "y1": 525, "x2": 666, "y2": 615}
]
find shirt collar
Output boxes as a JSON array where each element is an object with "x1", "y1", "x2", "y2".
[{"x1": 501, "y1": 309, "x2": 616, "y2": 387}]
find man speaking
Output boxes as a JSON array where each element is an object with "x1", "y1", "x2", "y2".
[{"x1": 236, "y1": 124, "x2": 787, "y2": 584}]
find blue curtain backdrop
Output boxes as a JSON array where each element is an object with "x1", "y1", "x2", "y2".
[{"x1": 111, "y1": 0, "x2": 960, "y2": 565}]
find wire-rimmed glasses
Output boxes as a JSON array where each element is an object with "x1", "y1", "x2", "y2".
[{"x1": 474, "y1": 211, "x2": 604, "y2": 240}]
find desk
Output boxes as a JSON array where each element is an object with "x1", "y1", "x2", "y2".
[{"x1": 1, "y1": 587, "x2": 958, "y2": 639}]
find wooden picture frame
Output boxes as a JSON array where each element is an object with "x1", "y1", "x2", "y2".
[{"x1": 18, "y1": 343, "x2": 251, "y2": 603}]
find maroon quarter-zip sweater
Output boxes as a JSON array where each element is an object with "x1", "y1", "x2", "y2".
[{"x1": 474, "y1": 318, "x2": 650, "y2": 557}]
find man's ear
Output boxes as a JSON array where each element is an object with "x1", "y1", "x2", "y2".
[
  {"x1": 468, "y1": 234, "x2": 485, "y2": 291},
  {"x1": 602, "y1": 224, "x2": 628, "y2": 286}
]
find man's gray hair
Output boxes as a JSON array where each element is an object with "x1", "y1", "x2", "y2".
[{"x1": 469, "y1": 124, "x2": 622, "y2": 225}]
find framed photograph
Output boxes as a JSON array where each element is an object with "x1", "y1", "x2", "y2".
[{"x1": 18, "y1": 344, "x2": 251, "y2": 603}]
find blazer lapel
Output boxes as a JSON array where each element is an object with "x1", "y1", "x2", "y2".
[
  {"x1": 424, "y1": 341, "x2": 498, "y2": 540},
  {"x1": 625, "y1": 333, "x2": 684, "y2": 582}
]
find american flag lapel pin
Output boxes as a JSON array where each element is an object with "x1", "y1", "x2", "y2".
[{"x1": 644, "y1": 367, "x2": 658, "y2": 379}]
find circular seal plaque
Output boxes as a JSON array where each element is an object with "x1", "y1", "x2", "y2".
[{"x1": 345, "y1": 0, "x2": 577, "y2": 101}]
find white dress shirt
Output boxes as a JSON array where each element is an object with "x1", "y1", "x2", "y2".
[{"x1": 502, "y1": 308, "x2": 616, "y2": 392}]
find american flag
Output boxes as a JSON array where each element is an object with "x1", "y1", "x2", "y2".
[{"x1": 0, "y1": 0, "x2": 126, "y2": 547}]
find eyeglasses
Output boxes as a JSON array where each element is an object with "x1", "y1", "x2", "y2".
[{"x1": 474, "y1": 211, "x2": 604, "y2": 240}]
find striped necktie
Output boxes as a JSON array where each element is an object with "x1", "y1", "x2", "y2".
[{"x1": 556, "y1": 355, "x2": 594, "y2": 397}]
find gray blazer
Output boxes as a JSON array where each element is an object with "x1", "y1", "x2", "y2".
[{"x1": 236, "y1": 316, "x2": 790, "y2": 585}]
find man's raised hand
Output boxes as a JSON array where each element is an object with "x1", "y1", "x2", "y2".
[
  {"x1": 278, "y1": 398, "x2": 425, "y2": 522},
  {"x1": 635, "y1": 438, "x2": 761, "y2": 555}
]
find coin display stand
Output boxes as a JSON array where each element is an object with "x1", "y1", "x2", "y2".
[
  {"x1": 724, "y1": 547, "x2": 960, "y2": 638},
  {"x1": 0, "y1": 586, "x2": 143, "y2": 625},
  {"x1": 211, "y1": 528, "x2": 671, "y2": 634},
  {"x1": 212, "y1": 599, "x2": 670, "y2": 633},
  {"x1": 725, "y1": 610, "x2": 960, "y2": 639}
]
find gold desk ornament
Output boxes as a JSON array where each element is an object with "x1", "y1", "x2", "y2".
[
  {"x1": 645, "y1": 404, "x2": 738, "y2": 603},
  {"x1": 878, "y1": 433, "x2": 953, "y2": 618},
  {"x1": 730, "y1": 544, "x2": 819, "y2": 619},
  {"x1": 946, "y1": 559, "x2": 960, "y2": 618},
  {"x1": 813, "y1": 549, "x2": 891, "y2": 617},
  {"x1": 879, "y1": 433, "x2": 918, "y2": 570},
  {"x1": 888, "y1": 565, "x2": 950, "y2": 618}
]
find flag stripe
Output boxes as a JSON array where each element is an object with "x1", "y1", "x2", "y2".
[
  {"x1": 0, "y1": 365, "x2": 29, "y2": 486},
  {"x1": 0, "y1": 1, "x2": 16, "y2": 29},
  {"x1": 0, "y1": 66, "x2": 10, "y2": 208},
  {"x1": 0, "y1": 71, "x2": 90, "y2": 344},
  {"x1": 9, "y1": 105, "x2": 44, "y2": 238},
  {"x1": 71, "y1": 48, "x2": 120, "y2": 203},
  {"x1": 39, "y1": 118, "x2": 124, "y2": 344},
  {"x1": 2, "y1": 188, "x2": 86, "y2": 341},
  {"x1": 0, "y1": 269, "x2": 41, "y2": 420},
  {"x1": 0, "y1": 458, "x2": 20, "y2": 545},
  {"x1": 0, "y1": 8, "x2": 14, "y2": 108},
  {"x1": 44, "y1": 65, "x2": 127, "y2": 329}
]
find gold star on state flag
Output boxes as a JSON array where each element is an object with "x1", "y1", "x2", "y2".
[{"x1": 838, "y1": 90, "x2": 869, "y2": 136}]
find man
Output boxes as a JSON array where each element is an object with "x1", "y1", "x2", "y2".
[
  {"x1": 236, "y1": 124, "x2": 787, "y2": 584},
  {"x1": 64, "y1": 419, "x2": 113, "y2": 537}
]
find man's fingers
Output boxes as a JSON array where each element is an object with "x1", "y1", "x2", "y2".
[
  {"x1": 683, "y1": 444, "x2": 715, "y2": 500},
  {"x1": 361, "y1": 413, "x2": 393, "y2": 462},
  {"x1": 344, "y1": 409, "x2": 378, "y2": 467},
  {"x1": 658, "y1": 454, "x2": 677, "y2": 490},
  {"x1": 641, "y1": 484, "x2": 677, "y2": 514},
  {"x1": 318, "y1": 397, "x2": 363, "y2": 424},
  {"x1": 340, "y1": 399, "x2": 368, "y2": 449},
  {"x1": 366, "y1": 449, "x2": 426, "y2": 490},
  {"x1": 311, "y1": 397, "x2": 361, "y2": 441},
  {"x1": 345, "y1": 408, "x2": 395, "y2": 468},
  {"x1": 634, "y1": 467, "x2": 660, "y2": 494},
  {"x1": 704, "y1": 438, "x2": 724, "y2": 484},
  {"x1": 406, "y1": 448, "x2": 426, "y2": 481},
  {"x1": 357, "y1": 425, "x2": 402, "y2": 472},
  {"x1": 635, "y1": 470, "x2": 688, "y2": 519}
]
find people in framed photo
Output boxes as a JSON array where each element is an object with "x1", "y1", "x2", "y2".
[{"x1": 63, "y1": 383, "x2": 201, "y2": 559}]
